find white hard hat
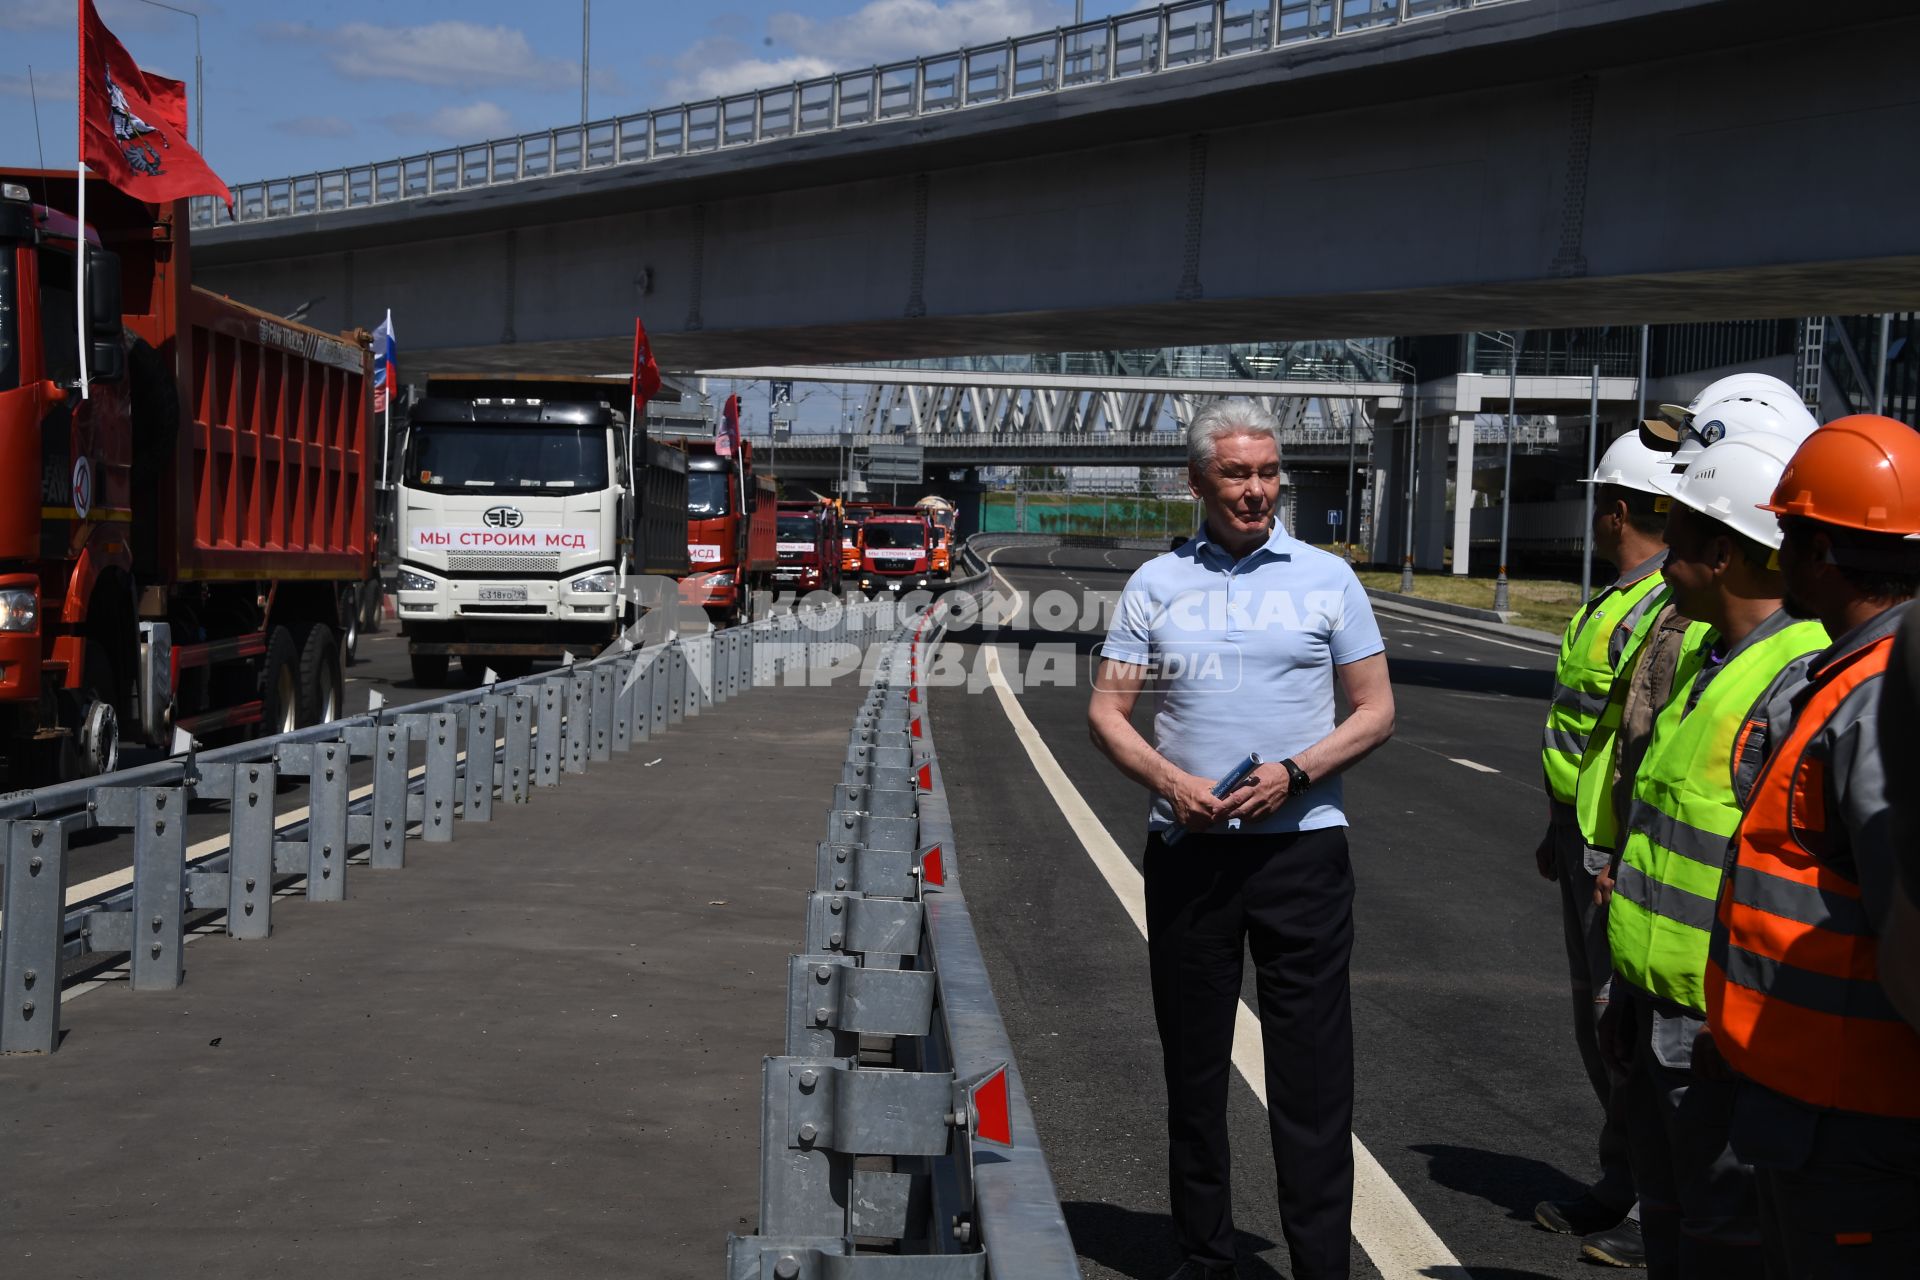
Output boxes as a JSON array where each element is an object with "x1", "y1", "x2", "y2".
[
  {"x1": 1665, "y1": 391, "x2": 1820, "y2": 475},
  {"x1": 1656, "y1": 371, "x2": 1800, "y2": 428},
  {"x1": 1582, "y1": 431, "x2": 1670, "y2": 494},
  {"x1": 1649, "y1": 431, "x2": 1799, "y2": 549}
]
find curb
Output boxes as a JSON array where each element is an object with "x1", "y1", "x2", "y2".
[{"x1": 1364, "y1": 589, "x2": 1561, "y2": 649}]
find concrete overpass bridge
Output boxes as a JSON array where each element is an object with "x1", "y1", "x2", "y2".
[{"x1": 190, "y1": 0, "x2": 1920, "y2": 373}]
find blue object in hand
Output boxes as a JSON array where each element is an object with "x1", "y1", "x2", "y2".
[{"x1": 1163, "y1": 752, "x2": 1263, "y2": 847}]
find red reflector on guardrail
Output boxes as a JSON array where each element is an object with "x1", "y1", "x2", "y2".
[
  {"x1": 911, "y1": 717, "x2": 923, "y2": 738},
  {"x1": 919, "y1": 843, "x2": 945, "y2": 888},
  {"x1": 971, "y1": 1063, "x2": 1012, "y2": 1148},
  {"x1": 916, "y1": 762, "x2": 934, "y2": 792},
  {"x1": 908, "y1": 684, "x2": 919, "y2": 703}
]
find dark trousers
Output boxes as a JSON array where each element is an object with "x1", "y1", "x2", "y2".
[
  {"x1": 1145, "y1": 826, "x2": 1354, "y2": 1279},
  {"x1": 1615, "y1": 988, "x2": 1772, "y2": 1280},
  {"x1": 1546, "y1": 805, "x2": 1636, "y2": 1214}
]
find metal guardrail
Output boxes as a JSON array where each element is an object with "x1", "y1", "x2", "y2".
[
  {"x1": 0, "y1": 601, "x2": 895, "y2": 1054},
  {"x1": 727, "y1": 600, "x2": 1078, "y2": 1277},
  {"x1": 191, "y1": 0, "x2": 1515, "y2": 230}
]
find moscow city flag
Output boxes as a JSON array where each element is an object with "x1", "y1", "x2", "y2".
[
  {"x1": 79, "y1": 0, "x2": 231, "y2": 210},
  {"x1": 717, "y1": 393, "x2": 742, "y2": 459}
]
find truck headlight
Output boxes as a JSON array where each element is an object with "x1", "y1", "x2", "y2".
[
  {"x1": 571, "y1": 572, "x2": 616, "y2": 595},
  {"x1": 0, "y1": 588, "x2": 38, "y2": 632},
  {"x1": 398, "y1": 569, "x2": 438, "y2": 592}
]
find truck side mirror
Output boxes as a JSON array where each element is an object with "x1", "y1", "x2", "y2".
[{"x1": 86, "y1": 246, "x2": 126, "y2": 382}]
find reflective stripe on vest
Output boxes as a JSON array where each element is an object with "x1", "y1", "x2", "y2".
[
  {"x1": 1541, "y1": 569, "x2": 1668, "y2": 805},
  {"x1": 1706, "y1": 631, "x2": 1920, "y2": 1118},
  {"x1": 1573, "y1": 586, "x2": 1674, "y2": 851},
  {"x1": 1608, "y1": 617, "x2": 1827, "y2": 1012}
]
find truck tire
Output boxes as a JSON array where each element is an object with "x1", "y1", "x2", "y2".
[
  {"x1": 410, "y1": 652, "x2": 450, "y2": 686},
  {"x1": 259, "y1": 626, "x2": 300, "y2": 738},
  {"x1": 338, "y1": 585, "x2": 361, "y2": 665},
  {"x1": 297, "y1": 624, "x2": 344, "y2": 727}
]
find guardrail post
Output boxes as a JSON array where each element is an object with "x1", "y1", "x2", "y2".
[
  {"x1": 611, "y1": 658, "x2": 635, "y2": 751},
  {"x1": 505, "y1": 693, "x2": 535, "y2": 804},
  {"x1": 131, "y1": 787, "x2": 187, "y2": 990},
  {"x1": 307, "y1": 742, "x2": 350, "y2": 900},
  {"x1": 466, "y1": 701, "x2": 497, "y2": 823},
  {"x1": 591, "y1": 665, "x2": 614, "y2": 762},
  {"x1": 668, "y1": 644, "x2": 686, "y2": 725},
  {"x1": 423, "y1": 710, "x2": 459, "y2": 842},
  {"x1": 565, "y1": 672, "x2": 591, "y2": 775},
  {"x1": 537, "y1": 679, "x2": 564, "y2": 786},
  {"x1": 2, "y1": 819, "x2": 70, "y2": 1053},
  {"x1": 647, "y1": 650, "x2": 667, "y2": 737},
  {"x1": 229, "y1": 763, "x2": 275, "y2": 938},
  {"x1": 372, "y1": 721, "x2": 411, "y2": 868},
  {"x1": 709, "y1": 632, "x2": 730, "y2": 705},
  {"x1": 691, "y1": 636, "x2": 711, "y2": 712}
]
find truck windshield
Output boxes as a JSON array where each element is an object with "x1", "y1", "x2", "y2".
[
  {"x1": 406, "y1": 424, "x2": 609, "y2": 494},
  {"x1": 778, "y1": 515, "x2": 815, "y2": 541},
  {"x1": 864, "y1": 523, "x2": 926, "y2": 550},
  {"x1": 0, "y1": 249, "x2": 16, "y2": 392},
  {"x1": 688, "y1": 470, "x2": 732, "y2": 518}
]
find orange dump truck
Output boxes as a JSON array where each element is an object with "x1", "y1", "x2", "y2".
[{"x1": 0, "y1": 172, "x2": 370, "y2": 785}]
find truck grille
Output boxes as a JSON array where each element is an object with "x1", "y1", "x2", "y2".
[{"x1": 448, "y1": 551, "x2": 562, "y2": 574}]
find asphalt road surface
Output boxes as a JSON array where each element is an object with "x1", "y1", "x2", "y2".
[{"x1": 936, "y1": 543, "x2": 1605, "y2": 1280}]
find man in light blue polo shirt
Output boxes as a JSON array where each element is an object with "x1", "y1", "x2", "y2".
[{"x1": 1089, "y1": 398, "x2": 1395, "y2": 1280}]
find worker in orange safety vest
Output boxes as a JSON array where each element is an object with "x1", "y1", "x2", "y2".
[{"x1": 1699, "y1": 414, "x2": 1920, "y2": 1278}]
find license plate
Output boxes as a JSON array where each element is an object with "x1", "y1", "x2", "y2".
[{"x1": 478, "y1": 586, "x2": 528, "y2": 602}]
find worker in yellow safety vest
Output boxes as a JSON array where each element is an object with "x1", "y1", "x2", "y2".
[
  {"x1": 1530, "y1": 430, "x2": 1669, "y2": 1264},
  {"x1": 1600, "y1": 430, "x2": 1827, "y2": 1277}
]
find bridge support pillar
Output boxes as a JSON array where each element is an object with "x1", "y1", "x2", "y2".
[{"x1": 1452, "y1": 413, "x2": 1476, "y2": 576}]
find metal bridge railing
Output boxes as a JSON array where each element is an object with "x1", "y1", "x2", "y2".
[
  {"x1": 728, "y1": 570, "x2": 1079, "y2": 1277},
  {"x1": 0, "y1": 601, "x2": 894, "y2": 1055},
  {"x1": 191, "y1": 0, "x2": 1512, "y2": 230}
]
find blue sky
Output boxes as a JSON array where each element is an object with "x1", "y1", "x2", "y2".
[{"x1": 1, "y1": 0, "x2": 1134, "y2": 182}]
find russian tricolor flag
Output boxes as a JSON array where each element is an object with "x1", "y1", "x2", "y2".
[{"x1": 372, "y1": 310, "x2": 397, "y2": 413}]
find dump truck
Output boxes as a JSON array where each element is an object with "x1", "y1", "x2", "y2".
[
  {"x1": 0, "y1": 172, "x2": 371, "y2": 786},
  {"x1": 393, "y1": 375, "x2": 689, "y2": 683},
  {"x1": 674, "y1": 437, "x2": 777, "y2": 625}
]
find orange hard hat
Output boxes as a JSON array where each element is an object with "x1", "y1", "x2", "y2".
[{"x1": 1761, "y1": 415, "x2": 1920, "y2": 535}]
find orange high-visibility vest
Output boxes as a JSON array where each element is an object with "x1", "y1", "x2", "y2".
[{"x1": 1706, "y1": 630, "x2": 1920, "y2": 1117}]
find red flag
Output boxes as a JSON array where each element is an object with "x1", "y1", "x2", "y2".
[
  {"x1": 79, "y1": 0, "x2": 232, "y2": 209},
  {"x1": 716, "y1": 393, "x2": 742, "y2": 459},
  {"x1": 631, "y1": 318, "x2": 662, "y2": 413}
]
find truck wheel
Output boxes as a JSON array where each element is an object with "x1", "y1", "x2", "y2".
[
  {"x1": 339, "y1": 585, "x2": 361, "y2": 665},
  {"x1": 297, "y1": 624, "x2": 344, "y2": 727},
  {"x1": 259, "y1": 626, "x2": 300, "y2": 738},
  {"x1": 72, "y1": 638, "x2": 123, "y2": 777},
  {"x1": 410, "y1": 652, "x2": 450, "y2": 686}
]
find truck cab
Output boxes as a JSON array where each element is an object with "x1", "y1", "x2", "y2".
[
  {"x1": 856, "y1": 514, "x2": 934, "y2": 597},
  {"x1": 775, "y1": 501, "x2": 839, "y2": 595},
  {"x1": 676, "y1": 438, "x2": 777, "y2": 625},
  {"x1": 395, "y1": 384, "x2": 686, "y2": 683}
]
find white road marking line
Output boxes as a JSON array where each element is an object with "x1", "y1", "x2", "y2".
[
  {"x1": 1448, "y1": 758, "x2": 1499, "y2": 774},
  {"x1": 1404, "y1": 617, "x2": 1548, "y2": 655},
  {"x1": 979, "y1": 646, "x2": 1465, "y2": 1278},
  {"x1": 985, "y1": 545, "x2": 1026, "y2": 627},
  {"x1": 1429, "y1": 649, "x2": 1444, "y2": 655}
]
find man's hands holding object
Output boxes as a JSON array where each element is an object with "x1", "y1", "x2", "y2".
[{"x1": 1165, "y1": 753, "x2": 1311, "y2": 846}]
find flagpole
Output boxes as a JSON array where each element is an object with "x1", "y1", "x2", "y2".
[{"x1": 76, "y1": 161, "x2": 90, "y2": 400}]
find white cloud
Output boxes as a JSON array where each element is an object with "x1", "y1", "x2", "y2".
[
  {"x1": 267, "y1": 20, "x2": 579, "y2": 92},
  {"x1": 772, "y1": 0, "x2": 1067, "y2": 64},
  {"x1": 667, "y1": 0, "x2": 1067, "y2": 100},
  {"x1": 384, "y1": 101, "x2": 515, "y2": 142}
]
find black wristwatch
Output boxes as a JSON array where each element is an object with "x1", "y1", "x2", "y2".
[{"x1": 1279, "y1": 757, "x2": 1312, "y2": 795}]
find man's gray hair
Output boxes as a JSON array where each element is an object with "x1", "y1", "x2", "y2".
[{"x1": 1187, "y1": 398, "x2": 1282, "y2": 470}]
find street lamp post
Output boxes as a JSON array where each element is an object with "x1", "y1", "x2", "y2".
[
  {"x1": 1401, "y1": 377, "x2": 1418, "y2": 593},
  {"x1": 130, "y1": 0, "x2": 202, "y2": 150}
]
